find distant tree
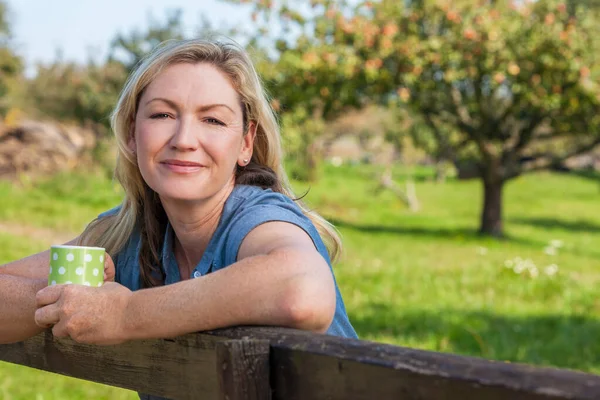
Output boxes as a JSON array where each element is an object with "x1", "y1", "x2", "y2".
[
  {"x1": 0, "y1": 0, "x2": 22, "y2": 116},
  {"x1": 238, "y1": 0, "x2": 600, "y2": 237},
  {"x1": 567, "y1": 0, "x2": 600, "y2": 14},
  {"x1": 27, "y1": 60, "x2": 127, "y2": 132},
  {"x1": 108, "y1": 9, "x2": 186, "y2": 72},
  {"x1": 27, "y1": 10, "x2": 220, "y2": 132}
]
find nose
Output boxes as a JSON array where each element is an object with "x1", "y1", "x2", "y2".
[{"x1": 169, "y1": 116, "x2": 199, "y2": 152}]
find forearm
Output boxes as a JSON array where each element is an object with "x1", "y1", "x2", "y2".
[
  {"x1": 0, "y1": 237, "x2": 76, "y2": 279},
  {"x1": 122, "y1": 249, "x2": 335, "y2": 340},
  {"x1": 0, "y1": 250, "x2": 51, "y2": 279},
  {"x1": 0, "y1": 275, "x2": 47, "y2": 344}
]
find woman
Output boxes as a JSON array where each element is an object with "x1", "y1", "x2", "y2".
[{"x1": 0, "y1": 38, "x2": 357, "y2": 348}]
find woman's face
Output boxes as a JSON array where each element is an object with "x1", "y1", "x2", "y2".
[{"x1": 132, "y1": 62, "x2": 255, "y2": 204}]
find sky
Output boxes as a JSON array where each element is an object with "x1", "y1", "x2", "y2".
[{"x1": 10, "y1": 0, "x2": 252, "y2": 74}]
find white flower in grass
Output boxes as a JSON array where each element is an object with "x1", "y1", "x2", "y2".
[
  {"x1": 504, "y1": 259, "x2": 514, "y2": 268},
  {"x1": 544, "y1": 246, "x2": 557, "y2": 256},
  {"x1": 549, "y1": 239, "x2": 563, "y2": 248},
  {"x1": 513, "y1": 264, "x2": 525, "y2": 274},
  {"x1": 477, "y1": 246, "x2": 488, "y2": 255},
  {"x1": 544, "y1": 264, "x2": 559, "y2": 276},
  {"x1": 524, "y1": 258, "x2": 536, "y2": 268},
  {"x1": 529, "y1": 267, "x2": 539, "y2": 278}
]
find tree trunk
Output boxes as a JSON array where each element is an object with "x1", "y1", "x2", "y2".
[{"x1": 479, "y1": 178, "x2": 504, "y2": 237}]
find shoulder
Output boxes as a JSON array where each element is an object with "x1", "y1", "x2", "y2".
[
  {"x1": 227, "y1": 184, "x2": 298, "y2": 209},
  {"x1": 225, "y1": 185, "x2": 310, "y2": 230},
  {"x1": 97, "y1": 205, "x2": 122, "y2": 220},
  {"x1": 212, "y1": 185, "x2": 330, "y2": 268}
]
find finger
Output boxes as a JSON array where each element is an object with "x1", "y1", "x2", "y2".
[
  {"x1": 36, "y1": 285, "x2": 65, "y2": 308},
  {"x1": 34, "y1": 304, "x2": 60, "y2": 328},
  {"x1": 104, "y1": 253, "x2": 115, "y2": 282},
  {"x1": 52, "y1": 320, "x2": 69, "y2": 339}
]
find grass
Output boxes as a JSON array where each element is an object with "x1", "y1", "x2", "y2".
[{"x1": 1, "y1": 163, "x2": 599, "y2": 398}]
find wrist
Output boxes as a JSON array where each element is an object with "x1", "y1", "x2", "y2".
[{"x1": 117, "y1": 288, "x2": 138, "y2": 342}]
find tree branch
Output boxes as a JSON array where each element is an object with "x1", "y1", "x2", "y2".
[
  {"x1": 445, "y1": 86, "x2": 495, "y2": 161},
  {"x1": 422, "y1": 110, "x2": 457, "y2": 162},
  {"x1": 521, "y1": 136, "x2": 600, "y2": 173}
]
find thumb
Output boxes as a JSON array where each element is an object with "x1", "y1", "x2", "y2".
[{"x1": 104, "y1": 253, "x2": 116, "y2": 282}]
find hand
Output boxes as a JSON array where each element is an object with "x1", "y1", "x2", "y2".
[
  {"x1": 104, "y1": 253, "x2": 115, "y2": 282},
  {"x1": 34, "y1": 282, "x2": 132, "y2": 345}
]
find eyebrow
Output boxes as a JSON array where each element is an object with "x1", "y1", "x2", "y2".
[{"x1": 144, "y1": 98, "x2": 236, "y2": 114}]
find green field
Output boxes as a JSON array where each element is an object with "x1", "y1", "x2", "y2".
[{"x1": 1, "y1": 165, "x2": 599, "y2": 399}]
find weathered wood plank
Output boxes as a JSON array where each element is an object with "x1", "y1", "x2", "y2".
[
  {"x1": 0, "y1": 330, "x2": 228, "y2": 400},
  {"x1": 2, "y1": 326, "x2": 600, "y2": 400},
  {"x1": 216, "y1": 339, "x2": 271, "y2": 400},
  {"x1": 208, "y1": 327, "x2": 600, "y2": 400}
]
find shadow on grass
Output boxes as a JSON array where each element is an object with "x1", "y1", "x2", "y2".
[
  {"x1": 350, "y1": 304, "x2": 600, "y2": 374},
  {"x1": 561, "y1": 169, "x2": 600, "y2": 184},
  {"x1": 510, "y1": 217, "x2": 600, "y2": 234},
  {"x1": 330, "y1": 218, "x2": 538, "y2": 246}
]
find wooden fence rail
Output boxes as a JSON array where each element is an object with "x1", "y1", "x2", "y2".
[{"x1": 1, "y1": 327, "x2": 600, "y2": 399}]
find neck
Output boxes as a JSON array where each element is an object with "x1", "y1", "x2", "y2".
[{"x1": 162, "y1": 179, "x2": 235, "y2": 271}]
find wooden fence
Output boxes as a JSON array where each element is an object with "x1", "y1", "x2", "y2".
[{"x1": 1, "y1": 327, "x2": 600, "y2": 399}]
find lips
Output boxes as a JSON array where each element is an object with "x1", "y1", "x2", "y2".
[{"x1": 160, "y1": 159, "x2": 205, "y2": 173}]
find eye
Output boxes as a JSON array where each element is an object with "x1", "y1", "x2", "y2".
[
  {"x1": 204, "y1": 117, "x2": 225, "y2": 126},
  {"x1": 150, "y1": 113, "x2": 171, "y2": 119}
]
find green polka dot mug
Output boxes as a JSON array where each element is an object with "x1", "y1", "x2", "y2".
[{"x1": 48, "y1": 245, "x2": 105, "y2": 287}]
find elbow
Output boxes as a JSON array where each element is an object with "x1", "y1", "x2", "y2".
[{"x1": 280, "y1": 275, "x2": 336, "y2": 334}]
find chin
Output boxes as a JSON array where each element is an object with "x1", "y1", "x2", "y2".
[
  {"x1": 144, "y1": 174, "x2": 235, "y2": 203},
  {"x1": 156, "y1": 187, "x2": 207, "y2": 202}
]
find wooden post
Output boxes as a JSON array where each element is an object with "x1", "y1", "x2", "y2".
[{"x1": 216, "y1": 338, "x2": 271, "y2": 400}]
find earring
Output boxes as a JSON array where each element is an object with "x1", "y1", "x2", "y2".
[{"x1": 243, "y1": 159, "x2": 249, "y2": 165}]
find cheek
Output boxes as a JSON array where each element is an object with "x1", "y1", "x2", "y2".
[
  {"x1": 204, "y1": 133, "x2": 244, "y2": 163},
  {"x1": 135, "y1": 124, "x2": 164, "y2": 155}
]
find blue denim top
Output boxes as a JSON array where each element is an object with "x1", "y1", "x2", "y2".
[{"x1": 100, "y1": 184, "x2": 357, "y2": 339}]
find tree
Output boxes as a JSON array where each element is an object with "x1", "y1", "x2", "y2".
[
  {"x1": 567, "y1": 0, "x2": 600, "y2": 14},
  {"x1": 108, "y1": 9, "x2": 186, "y2": 72},
  {"x1": 27, "y1": 60, "x2": 127, "y2": 132},
  {"x1": 0, "y1": 0, "x2": 22, "y2": 116},
  {"x1": 237, "y1": 0, "x2": 600, "y2": 236}
]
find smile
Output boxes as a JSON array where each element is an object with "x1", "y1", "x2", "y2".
[{"x1": 160, "y1": 160, "x2": 205, "y2": 174}]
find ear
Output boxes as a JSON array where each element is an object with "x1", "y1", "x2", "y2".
[{"x1": 238, "y1": 121, "x2": 257, "y2": 167}]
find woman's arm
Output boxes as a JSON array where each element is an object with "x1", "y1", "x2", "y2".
[
  {"x1": 0, "y1": 249, "x2": 55, "y2": 279},
  {"x1": 124, "y1": 223, "x2": 336, "y2": 339},
  {"x1": 0, "y1": 274, "x2": 47, "y2": 344},
  {"x1": 0, "y1": 240, "x2": 115, "y2": 344},
  {"x1": 34, "y1": 222, "x2": 337, "y2": 345},
  {"x1": 0, "y1": 237, "x2": 78, "y2": 279},
  {"x1": 0, "y1": 248, "x2": 62, "y2": 344}
]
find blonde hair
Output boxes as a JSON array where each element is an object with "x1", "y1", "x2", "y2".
[{"x1": 80, "y1": 38, "x2": 342, "y2": 287}]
